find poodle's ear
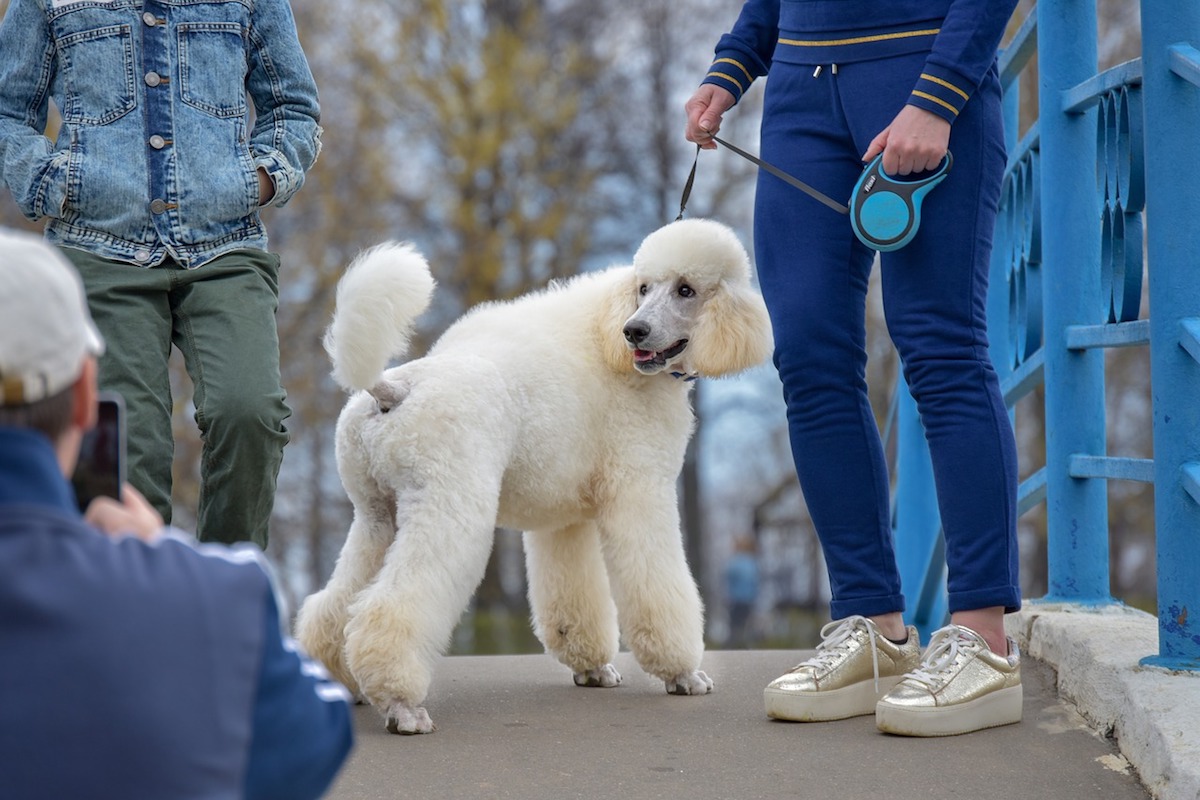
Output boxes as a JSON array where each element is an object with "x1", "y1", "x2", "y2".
[
  {"x1": 595, "y1": 267, "x2": 639, "y2": 375},
  {"x1": 688, "y1": 280, "x2": 774, "y2": 377}
]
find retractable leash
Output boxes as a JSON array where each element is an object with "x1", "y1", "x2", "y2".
[
  {"x1": 850, "y1": 151, "x2": 953, "y2": 251},
  {"x1": 676, "y1": 136, "x2": 952, "y2": 253}
]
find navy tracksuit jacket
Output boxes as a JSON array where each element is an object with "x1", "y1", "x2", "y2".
[{"x1": 0, "y1": 426, "x2": 353, "y2": 799}]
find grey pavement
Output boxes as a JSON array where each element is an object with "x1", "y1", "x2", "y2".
[
  {"x1": 324, "y1": 615, "x2": 1165, "y2": 800},
  {"x1": 1010, "y1": 604, "x2": 1200, "y2": 800}
]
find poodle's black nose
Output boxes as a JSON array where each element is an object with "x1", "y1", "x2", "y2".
[{"x1": 623, "y1": 320, "x2": 651, "y2": 345}]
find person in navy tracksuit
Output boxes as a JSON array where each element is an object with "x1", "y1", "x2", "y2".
[{"x1": 685, "y1": 0, "x2": 1024, "y2": 736}]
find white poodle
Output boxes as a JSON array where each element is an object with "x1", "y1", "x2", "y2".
[{"x1": 295, "y1": 218, "x2": 773, "y2": 734}]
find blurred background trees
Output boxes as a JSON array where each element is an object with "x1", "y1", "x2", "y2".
[{"x1": 0, "y1": 0, "x2": 1150, "y2": 649}]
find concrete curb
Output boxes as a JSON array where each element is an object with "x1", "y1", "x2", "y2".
[{"x1": 1008, "y1": 604, "x2": 1200, "y2": 800}]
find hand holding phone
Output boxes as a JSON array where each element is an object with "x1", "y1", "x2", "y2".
[{"x1": 84, "y1": 483, "x2": 164, "y2": 542}]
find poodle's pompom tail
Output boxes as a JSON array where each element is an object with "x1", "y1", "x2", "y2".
[{"x1": 325, "y1": 242, "x2": 436, "y2": 392}]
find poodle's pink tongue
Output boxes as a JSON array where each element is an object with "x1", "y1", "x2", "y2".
[{"x1": 633, "y1": 349, "x2": 656, "y2": 363}]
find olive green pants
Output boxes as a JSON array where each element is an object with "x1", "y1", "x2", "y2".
[{"x1": 66, "y1": 248, "x2": 289, "y2": 548}]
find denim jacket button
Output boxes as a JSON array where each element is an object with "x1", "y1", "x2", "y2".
[
  {"x1": 134, "y1": 250, "x2": 151, "y2": 263},
  {"x1": 142, "y1": 11, "x2": 160, "y2": 26},
  {"x1": 145, "y1": 72, "x2": 163, "y2": 88},
  {"x1": 149, "y1": 135, "x2": 167, "y2": 150},
  {"x1": 149, "y1": 199, "x2": 168, "y2": 214}
]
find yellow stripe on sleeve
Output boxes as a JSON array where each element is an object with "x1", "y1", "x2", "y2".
[
  {"x1": 920, "y1": 73, "x2": 969, "y2": 101},
  {"x1": 911, "y1": 90, "x2": 960, "y2": 115},
  {"x1": 707, "y1": 70, "x2": 746, "y2": 93},
  {"x1": 714, "y1": 57, "x2": 753, "y2": 84}
]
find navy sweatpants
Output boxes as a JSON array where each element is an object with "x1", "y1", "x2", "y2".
[{"x1": 754, "y1": 50, "x2": 1021, "y2": 619}]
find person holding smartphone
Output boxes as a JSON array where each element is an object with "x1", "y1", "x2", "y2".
[{"x1": 0, "y1": 228, "x2": 353, "y2": 799}]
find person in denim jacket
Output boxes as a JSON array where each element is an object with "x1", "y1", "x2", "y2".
[{"x1": 0, "y1": 0, "x2": 322, "y2": 548}]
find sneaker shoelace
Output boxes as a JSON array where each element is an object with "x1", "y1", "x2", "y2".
[
  {"x1": 791, "y1": 615, "x2": 883, "y2": 692},
  {"x1": 907, "y1": 625, "x2": 973, "y2": 688}
]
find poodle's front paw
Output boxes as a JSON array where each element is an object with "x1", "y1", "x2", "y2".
[
  {"x1": 384, "y1": 701, "x2": 435, "y2": 735},
  {"x1": 573, "y1": 663, "x2": 622, "y2": 688},
  {"x1": 665, "y1": 669, "x2": 713, "y2": 696}
]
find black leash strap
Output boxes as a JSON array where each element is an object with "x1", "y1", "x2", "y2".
[
  {"x1": 712, "y1": 134, "x2": 850, "y2": 215},
  {"x1": 675, "y1": 135, "x2": 851, "y2": 219},
  {"x1": 676, "y1": 144, "x2": 701, "y2": 221}
]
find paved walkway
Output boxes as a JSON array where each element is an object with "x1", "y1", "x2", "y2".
[
  {"x1": 1012, "y1": 604, "x2": 1200, "y2": 800},
  {"x1": 324, "y1": 608, "x2": 1179, "y2": 800}
]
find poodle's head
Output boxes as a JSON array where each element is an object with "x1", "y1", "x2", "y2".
[{"x1": 604, "y1": 218, "x2": 773, "y2": 379}]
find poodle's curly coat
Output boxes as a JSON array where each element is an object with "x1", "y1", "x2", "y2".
[{"x1": 295, "y1": 218, "x2": 773, "y2": 734}]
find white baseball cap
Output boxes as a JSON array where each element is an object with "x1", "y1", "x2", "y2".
[{"x1": 0, "y1": 229, "x2": 105, "y2": 406}]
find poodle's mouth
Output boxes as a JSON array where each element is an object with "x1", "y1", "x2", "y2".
[{"x1": 632, "y1": 339, "x2": 688, "y2": 370}]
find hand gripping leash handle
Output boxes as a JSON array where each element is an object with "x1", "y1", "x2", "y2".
[{"x1": 849, "y1": 152, "x2": 953, "y2": 251}]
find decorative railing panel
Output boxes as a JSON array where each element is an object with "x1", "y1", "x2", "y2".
[{"x1": 893, "y1": 1, "x2": 1200, "y2": 669}]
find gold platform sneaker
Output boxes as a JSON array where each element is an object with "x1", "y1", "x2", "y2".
[
  {"x1": 876, "y1": 623, "x2": 1022, "y2": 737},
  {"x1": 763, "y1": 616, "x2": 921, "y2": 722}
]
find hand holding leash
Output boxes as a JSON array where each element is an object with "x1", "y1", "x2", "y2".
[{"x1": 850, "y1": 152, "x2": 953, "y2": 251}]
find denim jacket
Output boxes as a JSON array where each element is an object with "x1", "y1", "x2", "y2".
[{"x1": 0, "y1": 0, "x2": 321, "y2": 268}]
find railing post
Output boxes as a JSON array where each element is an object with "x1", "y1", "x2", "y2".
[
  {"x1": 1139, "y1": 1, "x2": 1200, "y2": 670},
  {"x1": 1036, "y1": 0, "x2": 1112, "y2": 603},
  {"x1": 893, "y1": 382, "x2": 944, "y2": 640}
]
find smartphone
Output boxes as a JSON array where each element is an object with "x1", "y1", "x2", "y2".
[{"x1": 71, "y1": 391, "x2": 127, "y2": 512}]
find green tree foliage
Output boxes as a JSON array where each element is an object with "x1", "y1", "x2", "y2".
[{"x1": 315, "y1": 0, "x2": 628, "y2": 308}]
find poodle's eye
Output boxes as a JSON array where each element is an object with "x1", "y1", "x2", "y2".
[
  {"x1": 639, "y1": 284, "x2": 648, "y2": 296},
  {"x1": 678, "y1": 284, "x2": 695, "y2": 298}
]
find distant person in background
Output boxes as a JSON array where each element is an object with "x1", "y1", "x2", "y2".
[
  {"x1": 686, "y1": 0, "x2": 1022, "y2": 737},
  {"x1": 725, "y1": 535, "x2": 761, "y2": 649},
  {"x1": 0, "y1": 0, "x2": 322, "y2": 548},
  {"x1": 0, "y1": 228, "x2": 353, "y2": 800}
]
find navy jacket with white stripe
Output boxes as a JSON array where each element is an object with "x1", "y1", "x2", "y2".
[{"x1": 0, "y1": 426, "x2": 353, "y2": 800}]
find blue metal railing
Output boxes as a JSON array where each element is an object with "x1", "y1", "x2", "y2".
[{"x1": 893, "y1": 1, "x2": 1200, "y2": 671}]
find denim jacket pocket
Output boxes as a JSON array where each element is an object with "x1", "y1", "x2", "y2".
[
  {"x1": 179, "y1": 22, "x2": 249, "y2": 118},
  {"x1": 176, "y1": 115, "x2": 260, "y2": 229},
  {"x1": 57, "y1": 25, "x2": 137, "y2": 126}
]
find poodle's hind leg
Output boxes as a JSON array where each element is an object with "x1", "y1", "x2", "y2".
[
  {"x1": 600, "y1": 496, "x2": 712, "y2": 696},
  {"x1": 294, "y1": 443, "x2": 396, "y2": 698},
  {"x1": 345, "y1": 485, "x2": 498, "y2": 734},
  {"x1": 294, "y1": 506, "x2": 394, "y2": 698},
  {"x1": 524, "y1": 522, "x2": 621, "y2": 688},
  {"x1": 342, "y1": 365, "x2": 513, "y2": 734}
]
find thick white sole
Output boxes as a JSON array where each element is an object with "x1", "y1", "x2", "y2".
[
  {"x1": 764, "y1": 675, "x2": 905, "y2": 722},
  {"x1": 875, "y1": 683, "x2": 1023, "y2": 737}
]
